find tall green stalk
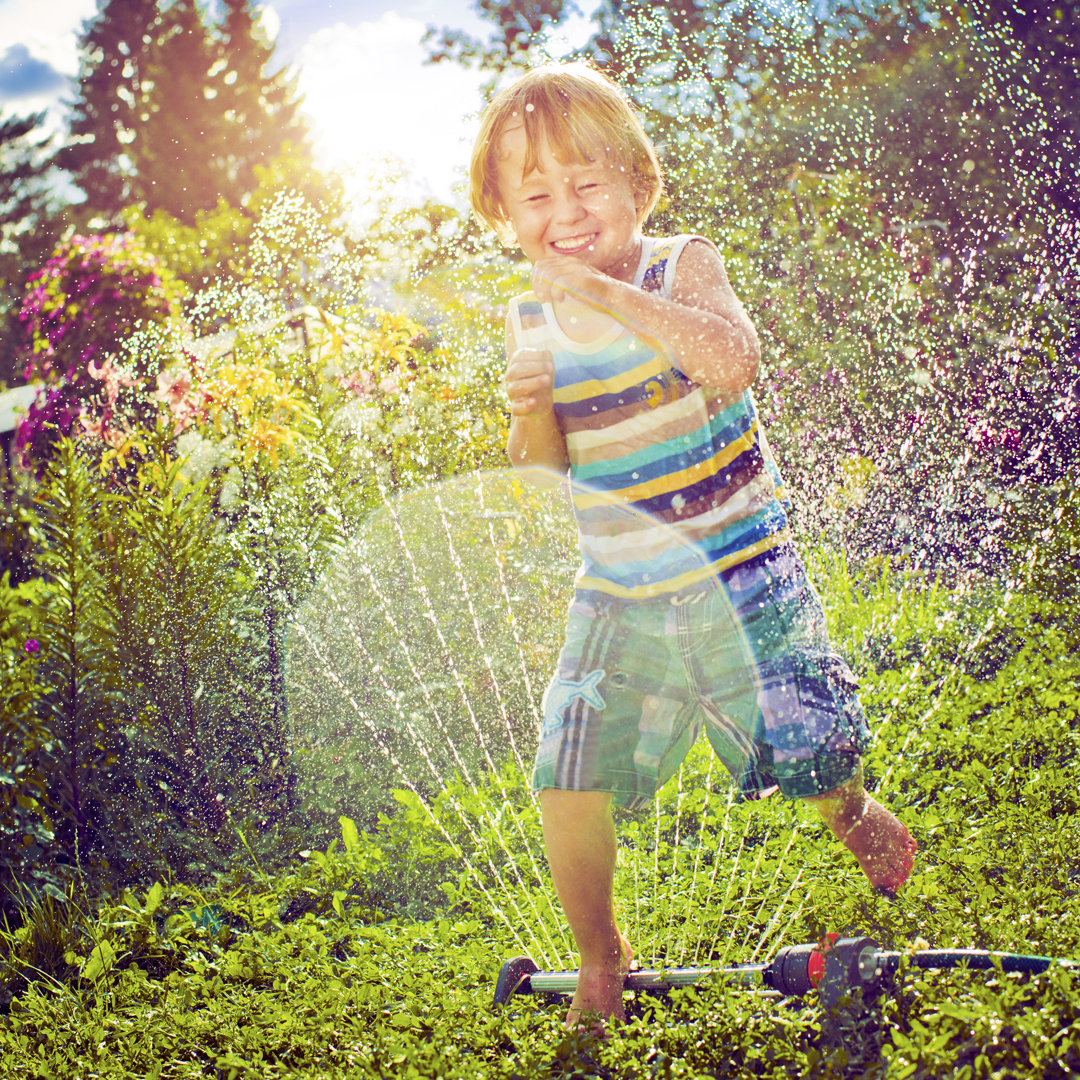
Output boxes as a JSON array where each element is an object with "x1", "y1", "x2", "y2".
[
  {"x1": 99, "y1": 422, "x2": 243, "y2": 853},
  {"x1": 31, "y1": 439, "x2": 116, "y2": 864}
]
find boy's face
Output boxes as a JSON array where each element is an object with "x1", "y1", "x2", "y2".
[{"x1": 495, "y1": 121, "x2": 644, "y2": 281}]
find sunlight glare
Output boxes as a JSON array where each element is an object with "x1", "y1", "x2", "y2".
[{"x1": 296, "y1": 12, "x2": 485, "y2": 205}]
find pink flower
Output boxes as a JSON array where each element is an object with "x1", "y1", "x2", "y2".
[
  {"x1": 79, "y1": 408, "x2": 112, "y2": 440},
  {"x1": 152, "y1": 368, "x2": 193, "y2": 407},
  {"x1": 337, "y1": 369, "x2": 376, "y2": 398},
  {"x1": 88, "y1": 355, "x2": 140, "y2": 406},
  {"x1": 24, "y1": 639, "x2": 40, "y2": 654},
  {"x1": 152, "y1": 369, "x2": 204, "y2": 433}
]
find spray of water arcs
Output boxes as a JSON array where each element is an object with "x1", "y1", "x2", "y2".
[{"x1": 287, "y1": 471, "x2": 832, "y2": 970}]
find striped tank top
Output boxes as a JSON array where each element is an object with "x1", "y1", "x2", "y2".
[{"x1": 509, "y1": 234, "x2": 791, "y2": 600}]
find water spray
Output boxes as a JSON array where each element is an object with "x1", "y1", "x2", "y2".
[{"x1": 494, "y1": 936, "x2": 1076, "y2": 1012}]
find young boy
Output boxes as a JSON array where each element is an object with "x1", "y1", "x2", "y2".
[{"x1": 469, "y1": 63, "x2": 917, "y2": 1030}]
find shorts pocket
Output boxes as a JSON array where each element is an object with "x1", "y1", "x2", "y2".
[{"x1": 803, "y1": 652, "x2": 870, "y2": 752}]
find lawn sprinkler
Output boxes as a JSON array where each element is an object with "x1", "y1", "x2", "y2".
[{"x1": 494, "y1": 936, "x2": 1075, "y2": 1012}]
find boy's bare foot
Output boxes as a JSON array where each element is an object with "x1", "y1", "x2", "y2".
[
  {"x1": 565, "y1": 934, "x2": 633, "y2": 1034},
  {"x1": 842, "y1": 795, "x2": 918, "y2": 895},
  {"x1": 807, "y1": 771, "x2": 918, "y2": 896}
]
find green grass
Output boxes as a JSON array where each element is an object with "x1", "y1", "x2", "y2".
[{"x1": 2, "y1": 563, "x2": 1080, "y2": 1078}]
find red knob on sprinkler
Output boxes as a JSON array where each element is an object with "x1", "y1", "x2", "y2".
[{"x1": 767, "y1": 932, "x2": 839, "y2": 997}]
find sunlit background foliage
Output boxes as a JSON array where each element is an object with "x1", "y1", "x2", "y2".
[{"x1": 1, "y1": 1, "x2": 1079, "y2": 1076}]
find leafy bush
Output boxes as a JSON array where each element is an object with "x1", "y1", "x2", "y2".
[
  {"x1": 0, "y1": 263, "x2": 515, "y2": 894},
  {"x1": 0, "y1": 573, "x2": 51, "y2": 895},
  {"x1": 26, "y1": 439, "x2": 120, "y2": 878}
]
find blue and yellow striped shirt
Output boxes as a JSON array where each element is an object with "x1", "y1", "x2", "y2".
[{"x1": 509, "y1": 235, "x2": 791, "y2": 600}]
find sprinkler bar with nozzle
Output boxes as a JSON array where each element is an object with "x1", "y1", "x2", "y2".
[{"x1": 494, "y1": 936, "x2": 1076, "y2": 1012}]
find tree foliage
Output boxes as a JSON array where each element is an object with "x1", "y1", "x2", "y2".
[
  {"x1": 0, "y1": 112, "x2": 68, "y2": 386},
  {"x1": 58, "y1": 0, "x2": 311, "y2": 223},
  {"x1": 426, "y1": 0, "x2": 576, "y2": 76}
]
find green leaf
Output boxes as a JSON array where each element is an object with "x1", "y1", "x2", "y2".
[
  {"x1": 145, "y1": 881, "x2": 165, "y2": 915},
  {"x1": 80, "y1": 939, "x2": 116, "y2": 981},
  {"x1": 339, "y1": 815, "x2": 360, "y2": 853}
]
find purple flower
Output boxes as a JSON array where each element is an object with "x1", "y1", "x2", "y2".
[{"x1": 24, "y1": 639, "x2": 40, "y2": 654}]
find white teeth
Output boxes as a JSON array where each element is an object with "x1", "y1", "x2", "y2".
[{"x1": 552, "y1": 235, "x2": 595, "y2": 251}]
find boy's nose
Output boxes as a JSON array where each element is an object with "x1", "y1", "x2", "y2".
[{"x1": 553, "y1": 188, "x2": 588, "y2": 222}]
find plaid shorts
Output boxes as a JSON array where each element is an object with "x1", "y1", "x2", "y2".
[{"x1": 532, "y1": 545, "x2": 871, "y2": 808}]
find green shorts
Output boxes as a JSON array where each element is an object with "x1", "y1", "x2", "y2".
[{"x1": 532, "y1": 546, "x2": 871, "y2": 809}]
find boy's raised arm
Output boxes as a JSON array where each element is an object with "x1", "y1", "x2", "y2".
[
  {"x1": 531, "y1": 239, "x2": 761, "y2": 393},
  {"x1": 504, "y1": 321, "x2": 569, "y2": 486}
]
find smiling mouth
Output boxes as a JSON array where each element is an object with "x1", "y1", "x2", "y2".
[{"x1": 550, "y1": 234, "x2": 598, "y2": 253}]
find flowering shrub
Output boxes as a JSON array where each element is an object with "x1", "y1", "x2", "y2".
[{"x1": 14, "y1": 233, "x2": 180, "y2": 470}]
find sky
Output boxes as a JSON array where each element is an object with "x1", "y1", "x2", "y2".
[{"x1": 0, "y1": 0, "x2": 594, "y2": 206}]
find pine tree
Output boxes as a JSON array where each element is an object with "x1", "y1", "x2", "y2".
[
  {"x1": 1, "y1": 111, "x2": 67, "y2": 385},
  {"x1": 217, "y1": 0, "x2": 309, "y2": 202},
  {"x1": 57, "y1": 0, "x2": 156, "y2": 214},
  {"x1": 59, "y1": 0, "x2": 312, "y2": 224},
  {"x1": 134, "y1": 0, "x2": 229, "y2": 219}
]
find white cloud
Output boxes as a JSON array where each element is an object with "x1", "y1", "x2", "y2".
[
  {"x1": 0, "y1": 0, "x2": 94, "y2": 132},
  {"x1": 296, "y1": 12, "x2": 485, "y2": 205},
  {"x1": 0, "y1": 0, "x2": 91, "y2": 77},
  {"x1": 257, "y1": 4, "x2": 282, "y2": 43}
]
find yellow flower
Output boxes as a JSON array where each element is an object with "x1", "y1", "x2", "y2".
[
  {"x1": 243, "y1": 417, "x2": 296, "y2": 470},
  {"x1": 200, "y1": 362, "x2": 308, "y2": 468}
]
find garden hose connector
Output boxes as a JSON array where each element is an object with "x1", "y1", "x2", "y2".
[
  {"x1": 766, "y1": 941, "x2": 823, "y2": 997},
  {"x1": 764, "y1": 933, "x2": 881, "y2": 1006},
  {"x1": 818, "y1": 936, "x2": 882, "y2": 1010}
]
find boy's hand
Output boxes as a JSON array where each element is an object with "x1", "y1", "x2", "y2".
[
  {"x1": 531, "y1": 256, "x2": 613, "y2": 309},
  {"x1": 505, "y1": 347, "x2": 555, "y2": 416}
]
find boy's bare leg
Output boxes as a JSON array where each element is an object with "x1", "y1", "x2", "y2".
[
  {"x1": 804, "y1": 762, "x2": 918, "y2": 895},
  {"x1": 540, "y1": 789, "x2": 633, "y2": 1031}
]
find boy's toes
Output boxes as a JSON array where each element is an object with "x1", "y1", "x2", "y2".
[{"x1": 872, "y1": 833, "x2": 918, "y2": 897}]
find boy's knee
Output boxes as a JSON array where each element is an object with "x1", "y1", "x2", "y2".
[
  {"x1": 540, "y1": 788, "x2": 614, "y2": 818},
  {"x1": 540, "y1": 790, "x2": 617, "y2": 840}
]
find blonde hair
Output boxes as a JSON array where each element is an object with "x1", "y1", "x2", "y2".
[{"x1": 470, "y1": 62, "x2": 663, "y2": 241}]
